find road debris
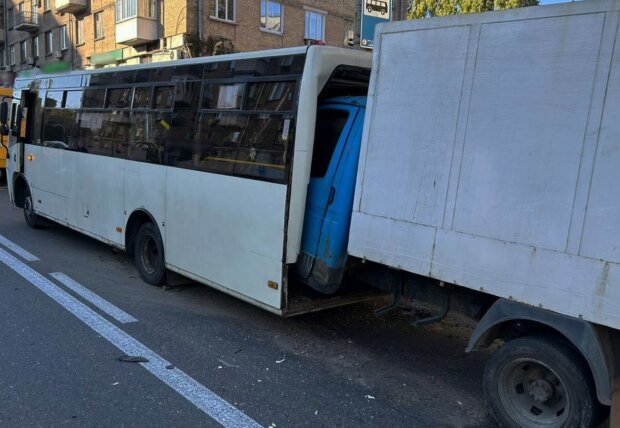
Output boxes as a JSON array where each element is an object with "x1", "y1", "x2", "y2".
[
  {"x1": 365, "y1": 395, "x2": 375, "y2": 400},
  {"x1": 217, "y1": 358, "x2": 239, "y2": 368},
  {"x1": 118, "y1": 355, "x2": 149, "y2": 363},
  {"x1": 275, "y1": 358, "x2": 285, "y2": 364}
]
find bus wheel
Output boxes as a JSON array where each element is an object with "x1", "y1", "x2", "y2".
[
  {"x1": 484, "y1": 335, "x2": 598, "y2": 428},
  {"x1": 23, "y1": 190, "x2": 41, "y2": 229},
  {"x1": 134, "y1": 222, "x2": 166, "y2": 286}
]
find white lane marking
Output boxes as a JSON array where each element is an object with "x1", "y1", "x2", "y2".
[
  {"x1": 0, "y1": 234, "x2": 40, "y2": 262},
  {"x1": 49, "y1": 272, "x2": 138, "y2": 324},
  {"x1": 0, "y1": 248, "x2": 261, "y2": 428}
]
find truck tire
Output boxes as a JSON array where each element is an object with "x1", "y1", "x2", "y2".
[
  {"x1": 134, "y1": 222, "x2": 166, "y2": 286},
  {"x1": 484, "y1": 335, "x2": 598, "y2": 428},
  {"x1": 23, "y1": 189, "x2": 41, "y2": 229}
]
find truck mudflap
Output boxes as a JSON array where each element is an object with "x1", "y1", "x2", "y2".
[{"x1": 467, "y1": 298, "x2": 616, "y2": 406}]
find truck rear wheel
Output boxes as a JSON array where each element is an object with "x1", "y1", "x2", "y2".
[
  {"x1": 134, "y1": 222, "x2": 166, "y2": 286},
  {"x1": 483, "y1": 335, "x2": 598, "y2": 428}
]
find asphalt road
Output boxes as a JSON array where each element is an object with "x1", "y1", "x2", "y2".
[{"x1": 0, "y1": 187, "x2": 493, "y2": 427}]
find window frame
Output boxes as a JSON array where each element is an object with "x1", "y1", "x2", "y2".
[
  {"x1": 76, "y1": 19, "x2": 84, "y2": 45},
  {"x1": 19, "y1": 40, "x2": 28, "y2": 64},
  {"x1": 60, "y1": 25, "x2": 69, "y2": 50},
  {"x1": 33, "y1": 36, "x2": 39, "y2": 59},
  {"x1": 260, "y1": 0, "x2": 283, "y2": 34},
  {"x1": 304, "y1": 9, "x2": 326, "y2": 42},
  {"x1": 45, "y1": 30, "x2": 53, "y2": 56},
  {"x1": 210, "y1": 0, "x2": 235, "y2": 22},
  {"x1": 94, "y1": 11, "x2": 104, "y2": 39}
]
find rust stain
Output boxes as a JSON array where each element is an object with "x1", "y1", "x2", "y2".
[{"x1": 595, "y1": 262, "x2": 610, "y2": 298}]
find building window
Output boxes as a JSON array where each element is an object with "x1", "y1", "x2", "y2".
[
  {"x1": 60, "y1": 25, "x2": 68, "y2": 50},
  {"x1": 20, "y1": 40, "x2": 28, "y2": 63},
  {"x1": 45, "y1": 30, "x2": 53, "y2": 55},
  {"x1": 33, "y1": 36, "x2": 39, "y2": 58},
  {"x1": 44, "y1": 0, "x2": 50, "y2": 11},
  {"x1": 10, "y1": 46, "x2": 16, "y2": 66},
  {"x1": 260, "y1": 0, "x2": 282, "y2": 33},
  {"x1": 304, "y1": 10, "x2": 325, "y2": 41},
  {"x1": 76, "y1": 19, "x2": 84, "y2": 45},
  {"x1": 147, "y1": 0, "x2": 156, "y2": 18},
  {"x1": 210, "y1": 0, "x2": 234, "y2": 22},
  {"x1": 94, "y1": 12, "x2": 104, "y2": 38},
  {"x1": 0, "y1": 49, "x2": 5, "y2": 67},
  {"x1": 115, "y1": 0, "x2": 136, "y2": 21}
]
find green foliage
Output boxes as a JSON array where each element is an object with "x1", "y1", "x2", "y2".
[
  {"x1": 408, "y1": 0, "x2": 538, "y2": 19},
  {"x1": 186, "y1": 33, "x2": 235, "y2": 57}
]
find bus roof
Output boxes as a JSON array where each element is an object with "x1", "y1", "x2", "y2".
[{"x1": 14, "y1": 46, "x2": 356, "y2": 83}]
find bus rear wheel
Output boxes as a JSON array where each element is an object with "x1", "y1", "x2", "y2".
[
  {"x1": 484, "y1": 335, "x2": 598, "y2": 428},
  {"x1": 134, "y1": 222, "x2": 166, "y2": 286},
  {"x1": 23, "y1": 190, "x2": 41, "y2": 229}
]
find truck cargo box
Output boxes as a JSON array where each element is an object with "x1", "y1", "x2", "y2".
[{"x1": 349, "y1": 0, "x2": 620, "y2": 329}]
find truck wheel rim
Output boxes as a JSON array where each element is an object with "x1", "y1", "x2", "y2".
[
  {"x1": 140, "y1": 235, "x2": 159, "y2": 274},
  {"x1": 498, "y1": 358, "x2": 569, "y2": 427}
]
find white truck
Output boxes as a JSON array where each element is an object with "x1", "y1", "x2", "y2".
[{"x1": 342, "y1": 0, "x2": 619, "y2": 426}]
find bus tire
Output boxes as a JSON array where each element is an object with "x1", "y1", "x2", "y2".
[
  {"x1": 134, "y1": 222, "x2": 166, "y2": 286},
  {"x1": 483, "y1": 335, "x2": 598, "y2": 428},
  {"x1": 23, "y1": 189, "x2": 42, "y2": 229}
]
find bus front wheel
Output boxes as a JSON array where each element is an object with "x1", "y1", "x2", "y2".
[
  {"x1": 134, "y1": 222, "x2": 166, "y2": 286},
  {"x1": 23, "y1": 190, "x2": 42, "y2": 229}
]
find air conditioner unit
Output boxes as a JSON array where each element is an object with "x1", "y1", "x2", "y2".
[
  {"x1": 151, "y1": 48, "x2": 184, "y2": 63},
  {"x1": 55, "y1": 50, "x2": 63, "y2": 59}
]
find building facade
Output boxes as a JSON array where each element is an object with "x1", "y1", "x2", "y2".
[{"x1": 0, "y1": 0, "x2": 362, "y2": 78}]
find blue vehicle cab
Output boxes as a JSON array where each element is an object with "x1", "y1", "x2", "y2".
[{"x1": 297, "y1": 96, "x2": 366, "y2": 294}]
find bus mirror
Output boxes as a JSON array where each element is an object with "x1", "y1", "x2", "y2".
[{"x1": 0, "y1": 101, "x2": 7, "y2": 125}]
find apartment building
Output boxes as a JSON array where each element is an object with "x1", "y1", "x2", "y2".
[{"x1": 0, "y1": 0, "x2": 360, "y2": 79}]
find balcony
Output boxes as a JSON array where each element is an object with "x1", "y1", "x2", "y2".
[
  {"x1": 14, "y1": 11, "x2": 40, "y2": 32},
  {"x1": 116, "y1": 17, "x2": 157, "y2": 46},
  {"x1": 55, "y1": 0, "x2": 86, "y2": 14}
]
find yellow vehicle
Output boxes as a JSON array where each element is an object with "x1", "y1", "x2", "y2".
[{"x1": 0, "y1": 86, "x2": 12, "y2": 180}]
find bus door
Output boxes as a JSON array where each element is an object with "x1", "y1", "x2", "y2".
[
  {"x1": 298, "y1": 97, "x2": 366, "y2": 293},
  {"x1": 9, "y1": 90, "x2": 37, "y2": 175}
]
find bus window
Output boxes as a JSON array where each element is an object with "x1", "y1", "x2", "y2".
[
  {"x1": 201, "y1": 83, "x2": 244, "y2": 110},
  {"x1": 106, "y1": 88, "x2": 132, "y2": 109},
  {"x1": 154, "y1": 86, "x2": 173, "y2": 110},
  {"x1": 195, "y1": 112, "x2": 288, "y2": 182},
  {"x1": 133, "y1": 87, "x2": 152, "y2": 109},
  {"x1": 83, "y1": 88, "x2": 105, "y2": 108},
  {"x1": 45, "y1": 91, "x2": 64, "y2": 108},
  {"x1": 246, "y1": 81, "x2": 296, "y2": 112},
  {"x1": 65, "y1": 90, "x2": 83, "y2": 109}
]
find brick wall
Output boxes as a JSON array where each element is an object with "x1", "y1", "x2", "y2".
[
  {"x1": 203, "y1": 0, "x2": 356, "y2": 52},
  {"x1": 1, "y1": 0, "x2": 363, "y2": 74}
]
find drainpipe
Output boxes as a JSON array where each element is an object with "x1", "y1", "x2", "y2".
[
  {"x1": 3, "y1": 0, "x2": 8, "y2": 70},
  {"x1": 198, "y1": 0, "x2": 202, "y2": 41}
]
